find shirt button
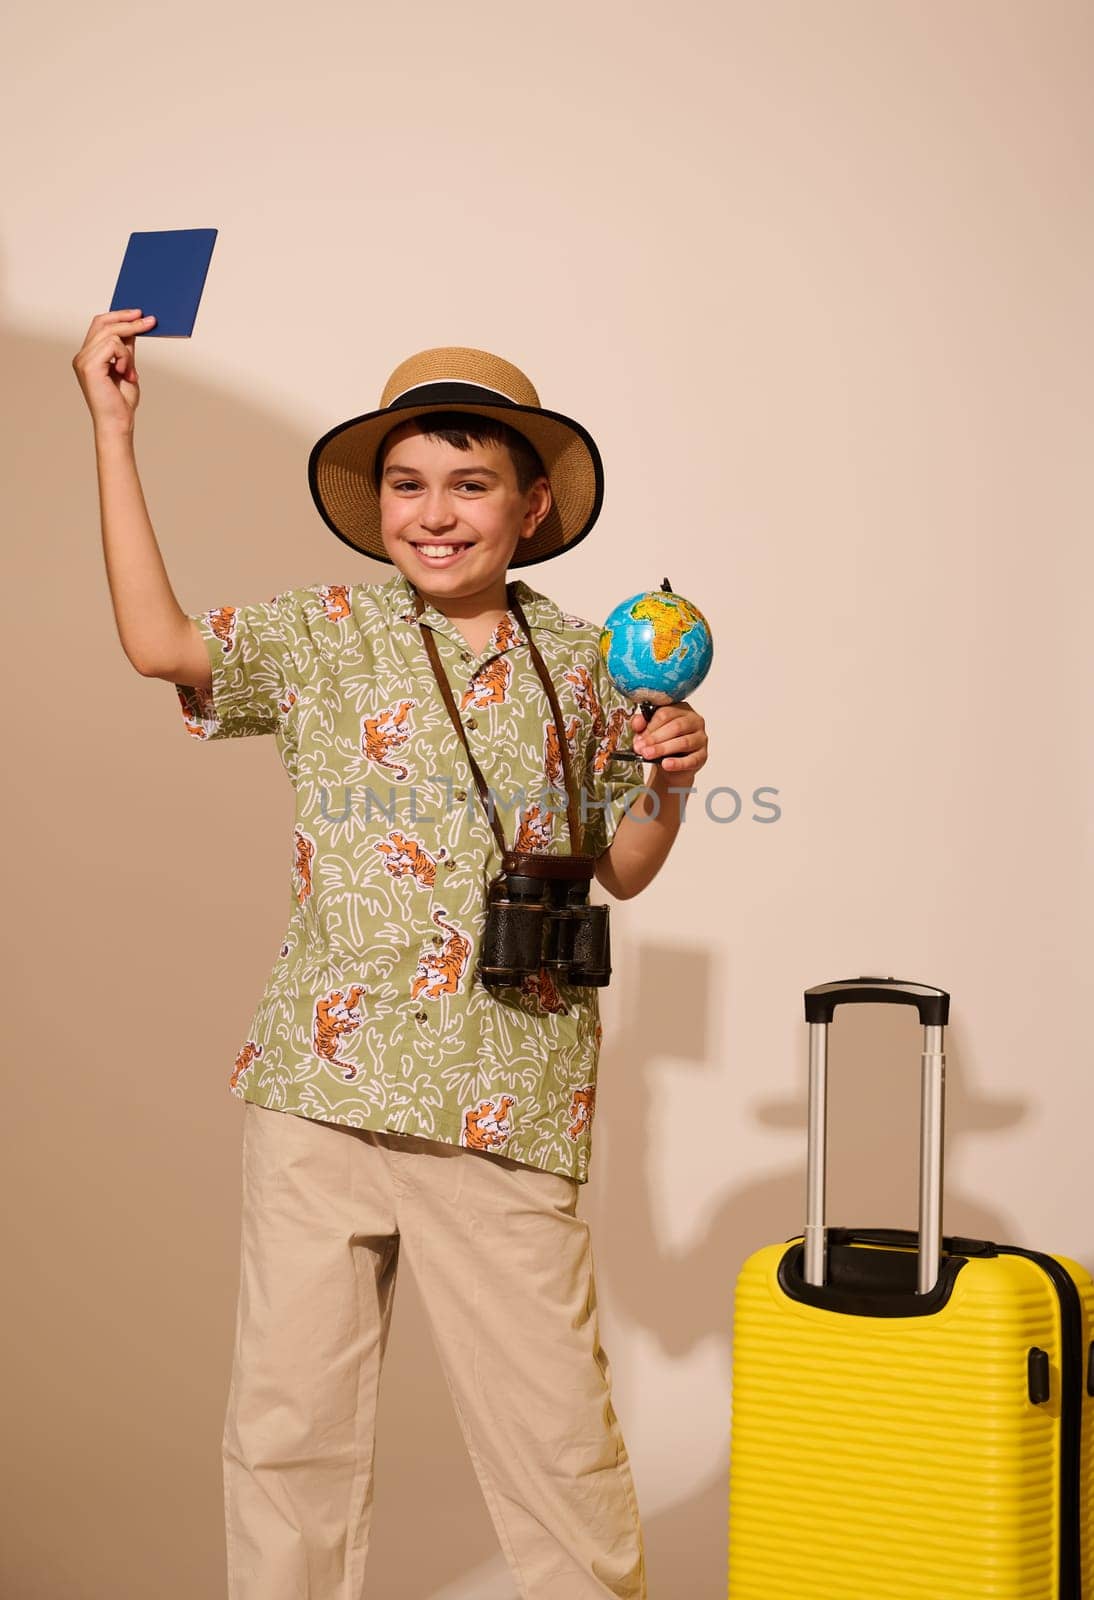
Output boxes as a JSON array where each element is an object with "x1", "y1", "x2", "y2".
[
  {"x1": 454, "y1": 788, "x2": 467, "y2": 802},
  {"x1": 414, "y1": 1009, "x2": 428, "y2": 1022},
  {"x1": 464, "y1": 717, "x2": 477, "y2": 731},
  {"x1": 459, "y1": 650, "x2": 472, "y2": 663},
  {"x1": 443, "y1": 858, "x2": 456, "y2": 870},
  {"x1": 431, "y1": 932, "x2": 443, "y2": 946}
]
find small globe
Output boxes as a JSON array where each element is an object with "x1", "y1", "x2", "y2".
[{"x1": 599, "y1": 587, "x2": 714, "y2": 705}]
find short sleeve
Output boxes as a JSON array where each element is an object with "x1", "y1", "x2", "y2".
[
  {"x1": 174, "y1": 596, "x2": 289, "y2": 740},
  {"x1": 579, "y1": 648, "x2": 643, "y2": 858}
]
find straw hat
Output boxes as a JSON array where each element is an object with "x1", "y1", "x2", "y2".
[{"x1": 307, "y1": 347, "x2": 604, "y2": 569}]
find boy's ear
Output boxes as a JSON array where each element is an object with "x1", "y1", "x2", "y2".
[{"x1": 521, "y1": 475, "x2": 553, "y2": 539}]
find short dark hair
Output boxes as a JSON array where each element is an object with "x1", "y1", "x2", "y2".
[{"x1": 374, "y1": 410, "x2": 547, "y2": 495}]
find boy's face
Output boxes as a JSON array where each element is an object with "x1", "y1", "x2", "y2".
[{"x1": 377, "y1": 422, "x2": 551, "y2": 611}]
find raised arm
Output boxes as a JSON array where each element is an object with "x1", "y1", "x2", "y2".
[{"x1": 72, "y1": 308, "x2": 209, "y2": 689}]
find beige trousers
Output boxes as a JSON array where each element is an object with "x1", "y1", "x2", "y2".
[{"x1": 223, "y1": 1101, "x2": 648, "y2": 1599}]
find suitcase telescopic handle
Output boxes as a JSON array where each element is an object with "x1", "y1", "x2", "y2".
[
  {"x1": 801, "y1": 976, "x2": 950, "y2": 1296},
  {"x1": 804, "y1": 977, "x2": 949, "y2": 1027}
]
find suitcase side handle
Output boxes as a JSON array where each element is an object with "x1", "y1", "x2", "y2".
[
  {"x1": 804, "y1": 977, "x2": 949, "y2": 1027},
  {"x1": 802, "y1": 978, "x2": 947, "y2": 1297}
]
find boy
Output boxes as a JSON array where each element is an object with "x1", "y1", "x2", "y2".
[{"x1": 73, "y1": 313, "x2": 709, "y2": 1600}]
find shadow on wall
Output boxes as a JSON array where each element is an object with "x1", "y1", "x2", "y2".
[
  {"x1": 2, "y1": 307, "x2": 1032, "y2": 1600},
  {"x1": 592, "y1": 942, "x2": 1030, "y2": 1598}
]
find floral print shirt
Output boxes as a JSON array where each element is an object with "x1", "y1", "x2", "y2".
[{"x1": 173, "y1": 570, "x2": 639, "y2": 1182}]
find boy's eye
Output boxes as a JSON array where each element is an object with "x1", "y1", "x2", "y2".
[{"x1": 388, "y1": 479, "x2": 486, "y2": 493}]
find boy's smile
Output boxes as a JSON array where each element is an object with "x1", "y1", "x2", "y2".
[{"x1": 377, "y1": 422, "x2": 551, "y2": 622}]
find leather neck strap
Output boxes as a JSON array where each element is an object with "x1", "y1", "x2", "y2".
[{"x1": 411, "y1": 581, "x2": 584, "y2": 857}]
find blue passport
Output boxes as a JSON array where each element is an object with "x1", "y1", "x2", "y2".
[{"x1": 109, "y1": 228, "x2": 218, "y2": 337}]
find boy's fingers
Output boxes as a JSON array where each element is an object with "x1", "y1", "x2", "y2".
[
  {"x1": 99, "y1": 328, "x2": 141, "y2": 363},
  {"x1": 642, "y1": 732, "x2": 701, "y2": 757},
  {"x1": 100, "y1": 333, "x2": 136, "y2": 378},
  {"x1": 84, "y1": 310, "x2": 136, "y2": 341},
  {"x1": 644, "y1": 699, "x2": 692, "y2": 724},
  {"x1": 81, "y1": 311, "x2": 156, "y2": 347},
  {"x1": 644, "y1": 711, "x2": 694, "y2": 742}
]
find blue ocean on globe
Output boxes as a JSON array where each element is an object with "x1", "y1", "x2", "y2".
[{"x1": 599, "y1": 589, "x2": 714, "y2": 705}]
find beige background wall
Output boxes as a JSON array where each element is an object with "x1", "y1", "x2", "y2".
[{"x1": 3, "y1": 2, "x2": 1092, "y2": 1595}]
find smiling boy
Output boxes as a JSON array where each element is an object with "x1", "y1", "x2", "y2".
[{"x1": 73, "y1": 321, "x2": 707, "y2": 1599}]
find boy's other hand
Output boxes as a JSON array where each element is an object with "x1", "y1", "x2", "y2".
[
  {"x1": 72, "y1": 309, "x2": 157, "y2": 434},
  {"x1": 630, "y1": 702, "x2": 708, "y2": 774}
]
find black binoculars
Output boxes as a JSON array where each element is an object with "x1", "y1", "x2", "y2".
[{"x1": 479, "y1": 850, "x2": 611, "y2": 988}]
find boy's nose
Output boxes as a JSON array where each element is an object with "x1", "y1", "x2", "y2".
[{"x1": 419, "y1": 494, "x2": 457, "y2": 531}]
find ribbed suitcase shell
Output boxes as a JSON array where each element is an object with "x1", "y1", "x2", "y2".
[{"x1": 728, "y1": 1238, "x2": 1094, "y2": 1598}]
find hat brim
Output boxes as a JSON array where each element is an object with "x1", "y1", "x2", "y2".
[{"x1": 307, "y1": 386, "x2": 604, "y2": 569}]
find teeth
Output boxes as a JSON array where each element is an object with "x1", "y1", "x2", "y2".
[{"x1": 417, "y1": 544, "x2": 466, "y2": 558}]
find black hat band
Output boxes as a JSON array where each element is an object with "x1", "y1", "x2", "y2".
[{"x1": 387, "y1": 380, "x2": 519, "y2": 411}]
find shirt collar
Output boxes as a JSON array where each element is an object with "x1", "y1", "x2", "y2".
[{"x1": 377, "y1": 570, "x2": 574, "y2": 640}]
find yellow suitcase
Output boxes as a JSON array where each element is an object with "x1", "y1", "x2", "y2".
[{"x1": 727, "y1": 978, "x2": 1094, "y2": 1599}]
